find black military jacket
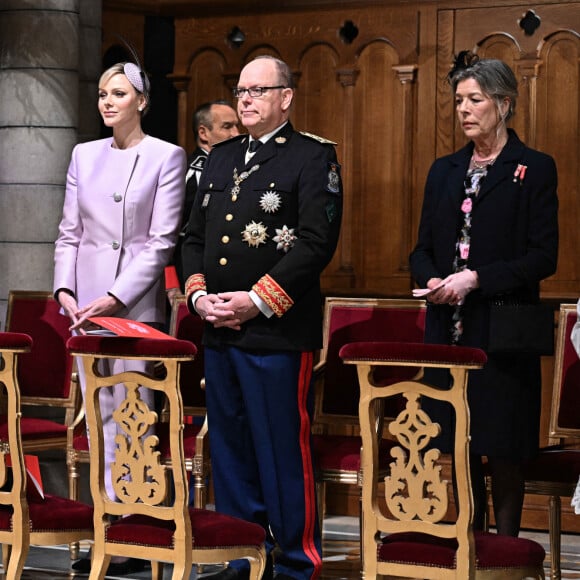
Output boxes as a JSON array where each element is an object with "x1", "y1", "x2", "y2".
[{"x1": 181, "y1": 122, "x2": 342, "y2": 351}]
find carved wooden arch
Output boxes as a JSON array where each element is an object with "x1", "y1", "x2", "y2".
[
  {"x1": 536, "y1": 29, "x2": 580, "y2": 293},
  {"x1": 295, "y1": 43, "x2": 349, "y2": 279},
  {"x1": 351, "y1": 39, "x2": 417, "y2": 293},
  {"x1": 174, "y1": 48, "x2": 231, "y2": 150}
]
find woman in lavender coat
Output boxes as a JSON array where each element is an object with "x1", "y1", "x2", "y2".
[{"x1": 53, "y1": 60, "x2": 185, "y2": 574}]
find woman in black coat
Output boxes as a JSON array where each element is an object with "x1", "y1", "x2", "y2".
[{"x1": 410, "y1": 52, "x2": 558, "y2": 537}]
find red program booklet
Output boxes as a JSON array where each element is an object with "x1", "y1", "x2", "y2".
[
  {"x1": 87, "y1": 317, "x2": 175, "y2": 340},
  {"x1": 5, "y1": 454, "x2": 45, "y2": 501}
]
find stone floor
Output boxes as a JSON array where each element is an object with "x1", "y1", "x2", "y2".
[{"x1": 1, "y1": 515, "x2": 579, "y2": 579}]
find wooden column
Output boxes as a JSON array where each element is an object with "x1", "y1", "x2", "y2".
[
  {"x1": 392, "y1": 64, "x2": 418, "y2": 274},
  {"x1": 169, "y1": 74, "x2": 191, "y2": 150},
  {"x1": 515, "y1": 57, "x2": 542, "y2": 148},
  {"x1": 335, "y1": 67, "x2": 359, "y2": 284}
]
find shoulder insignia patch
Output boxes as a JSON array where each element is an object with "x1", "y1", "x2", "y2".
[
  {"x1": 299, "y1": 131, "x2": 337, "y2": 145},
  {"x1": 189, "y1": 154, "x2": 206, "y2": 172}
]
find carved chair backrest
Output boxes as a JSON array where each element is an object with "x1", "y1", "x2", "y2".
[{"x1": 549, "y1": 303, "x2": 580, "y2": 438}]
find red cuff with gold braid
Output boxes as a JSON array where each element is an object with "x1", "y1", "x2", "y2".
[
  {"x1": 185, "y1": 273, "x2": 206, "y2": 299},
  {"x1": 252, "y1": 274, "x2": 293, "y2": 318}
]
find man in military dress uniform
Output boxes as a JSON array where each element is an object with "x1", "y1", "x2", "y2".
[{"x1": 181, "y1": 55, "x2": 342, "y2": 580}]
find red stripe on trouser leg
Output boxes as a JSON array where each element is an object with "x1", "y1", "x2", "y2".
[{"x1": 298, "y1": 351, "x2": 322, "y2": 579}]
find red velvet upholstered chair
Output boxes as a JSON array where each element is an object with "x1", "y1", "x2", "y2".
[
  {"x1": 67, "y1": 335, "x2": 266, "y2": 580},
  {"x1": 523, "y1": 303, "x2": 580, "y2": 580},
  {"x1": 2, "y1": 291, "x2": 79, "y2": 455},
  {"x1": 340, "y1": 341, "x2": 546, "y2": 580},
  {"x1": 312, "y1": 297, "x2": 426, "y2": 536},
  {"x1": 0, "y1": 332, "x2": 93, "y2": 579},
  {"x1": 159, "y1": 295, "x2": 209, "y2": 510}
]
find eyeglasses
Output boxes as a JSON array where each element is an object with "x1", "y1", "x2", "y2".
[{"x1": 233, "y1": 86, "x2": 286, "y2": 98}]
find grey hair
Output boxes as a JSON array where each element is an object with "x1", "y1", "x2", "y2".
[
  {"x1": 450, "y1": 57, "x2": 518, "y2": 122},
  {"x1": 251, "y1": 55, "x2": 294, "y2": 89}
]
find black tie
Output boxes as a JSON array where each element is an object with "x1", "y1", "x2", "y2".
[{"x1": 248, "y1": 139, "x2": 262, "y2": 153}]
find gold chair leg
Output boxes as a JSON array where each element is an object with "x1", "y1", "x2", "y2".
[
  {"x1": 548, "y1": 494, "x2": 561, "y2": 580},
  {"x1": 316, "y1": 480, "x2": 326, "y2": 537},
  {"x1": 68, "y1": 455, "x2": 81, "y2": 559}
]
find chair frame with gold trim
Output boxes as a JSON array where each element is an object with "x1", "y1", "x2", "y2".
[
  {"x1": 312, "y1": 297, "x2": 426, "y2": 538},
  {"x1": 523, "y1": 303, "x2": 580, "y2": 580},
  {"x1": 164, "y1": 294, "x2": 209, "y2": 510},
  {"x1": 0, "y1": 332, "x2": 93, "y2": 579},
  {"x1": 4, "y1": 290, "x2": 79, "y2": 454},
  {"x1": 341, "y1": 341, "x2": 546, "y2": 580},
  {"x1": 68, "y1": 335, "x2": 267, "y2": 580}
]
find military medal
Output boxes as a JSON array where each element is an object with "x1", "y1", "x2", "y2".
[
  {"x1": 259, "y1": 190, "x2": 282, "y2": 213},
  {"x1": 231, "y1": 164, "x2": 260, "y2": 201},
  {"x1": 273, "y1": 225, "x2": 296, "y2": 253},
  {"x1": 242, "y1": 221, "x2": 268, "y2": 247}
]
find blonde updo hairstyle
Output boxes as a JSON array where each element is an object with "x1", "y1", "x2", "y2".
[{"x1": 99, "y1": 62, "x2": 150, "y2": 116}]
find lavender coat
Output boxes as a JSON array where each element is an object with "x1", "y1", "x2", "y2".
[{"x1": 54, "y1": 135, "x2": 186, "y2": 324}]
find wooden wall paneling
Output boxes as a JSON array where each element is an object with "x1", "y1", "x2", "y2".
[
  {"x1": 354, "y1": 41, "x2": 407, "y2": 295},
  {"x1": 329, "y1": 68, "x2": 359, "y2": 290},
  {"x1": 436, "y1": 9, "x2": 457, "y2": 159},
  {"x1": 102, "y1": 11, "x2": 145, "y2": 61},
  {"x1": 184, "y1": 50, "x2": 232, "y2": 152},
  {"x1": 293, "y1": 44, "x2": 352, "y2": 289},
  {"x1": 536, "y1": 31, "x2": 580, "y2": 298}
]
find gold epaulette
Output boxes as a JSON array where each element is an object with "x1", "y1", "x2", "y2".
[{"x1": 299, "y1": 131, "x2": 337, "y2": 145}]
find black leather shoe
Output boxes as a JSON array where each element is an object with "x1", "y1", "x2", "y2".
[
  {"x1": 71, "y1": 557, "x2": 91, "y2": 572},
  {"x1": 205, "y1": 556, "x2": 274, "y2": 580},
  {"x1": 106, "y1": 557, "x2": 147, "y2": 575},
  {"x1": 205, "y1": 567, "x2": 246, "y2": 580},
  {"x1": 71, "y1": 556, "x2": 146, "y2": 576}
]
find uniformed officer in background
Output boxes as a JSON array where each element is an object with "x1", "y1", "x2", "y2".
[
  {"x1": 181, "y1": 55, "x2": 342, "y2": 580},
  {"x1": 165, "y1": 100, "x2": 239, "y2": 299}
]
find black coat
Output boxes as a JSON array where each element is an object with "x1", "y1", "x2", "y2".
[
  {"x1": 171, "y1": 147, "x2": 207, "y2": 287},
  {"x1": 181, "y1": 122, "x2": 342, "y2": 352},
  {"x1": 410, "y1": 130, "x2": 559, "y2": 458}
]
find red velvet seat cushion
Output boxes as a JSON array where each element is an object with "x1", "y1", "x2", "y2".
[
  {"x1": 378, "y1": 530, "x2": 545, "y2": 569},
  {"x1": 0, "y1": 494, "x2": 93, "y2": 532},
  {"x1": 313, "y1": 435, "x2": 396, "y2": 472},
  {"x1": 158, "y1": 423, "x2": 202, "y2": 460},
  {"x1": 106, "y1": 508, "x2": 266, "y2": 548},
  {"x1": 0, "y1": 416, "x2": 67, "y2": 440},
  {"x1": 523, "y1": 449, "x2": 580, "y2": 483},
  {"x1": 73, "y1": 432, "x2": 90, "y2": 452}
]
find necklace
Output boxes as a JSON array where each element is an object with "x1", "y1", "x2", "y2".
[{"x1": 471, "y1": 154, "x2": 496, "y2": 169}]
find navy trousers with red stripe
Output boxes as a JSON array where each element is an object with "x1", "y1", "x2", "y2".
[{"x1": 205, "y1": 346, "x2": 322, "y2": 580}]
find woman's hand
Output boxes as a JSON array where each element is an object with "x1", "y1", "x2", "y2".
[
  {"x1": 439, "y1": 269, "x2": 479, "y2": 305},
  {"x1": 57, "y1": 291, "x2": 81, "y2": 328},
  {"x1": 70, "y1": 294, "x2": 124, "y2": 333}
]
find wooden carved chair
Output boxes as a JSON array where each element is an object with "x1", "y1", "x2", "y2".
[
  {"x1": 160, "y1": 295, "x2": 209, "y2": 510},
  {"x1": 312, "y1": 297, "x2": 426, "y2": 538},
  {"x1": 0, "y1": 332, "x2": 93, "y2": 579},
  {"x1": 67, "y1": 335, "x2": 266, "y2": 580},
  {"x1": 66, "y1": 296, "x2": 209, "y2": 560},
  {"x1": 523, "y1": 303, "x2": 580, "y2": 580},
  {"x1": 340, "y1": 341, "x2": 546, "y2": 580},
  {"x1": 2, "y1": 291, "x2": 79, "y2": 455}
]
